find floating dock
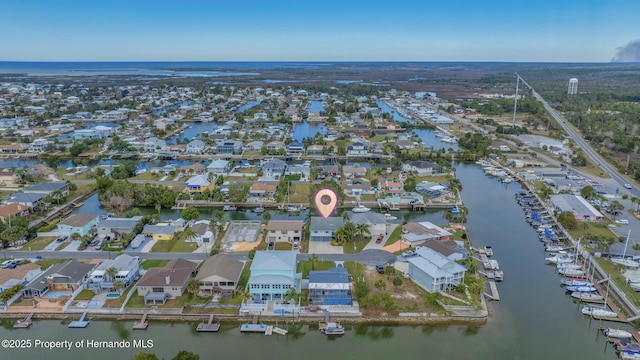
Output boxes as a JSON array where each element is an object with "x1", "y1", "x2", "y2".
[
  {"x1": 196, "y1": 315, "x2": 220, "y2": 332},
  {"x1": 13, "y1": 312, "x2": 34, "y2": 329},
  {"x1": 265, "y1": 325, "x2": 273, "y2": 335},
  {"x1": 133, "y1": 312, "x2": 149, "y2": 330},
  {"x1": 68, "y1": 311, "x2": 90, "y2": 328},
  {"x1": 272, "y1": 327, "x2": 288, "y2": 335},
  {"x1": 484, "y1": 280, "x2": 500, "y2": 301},
  {"x1": 240, "y1": 323, "x2": 267, "y2": 333}
]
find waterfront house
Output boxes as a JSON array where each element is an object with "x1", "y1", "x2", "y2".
[
  {"x1": 28, "y1": 138, "x2": 51, "y2": 152},
  {"x1": 266, "y1": 141, "x2": 284, "y2": 152},
  {"x1": 180, "y1": 163, "x2": 206, "y2": 175},
  {"x1": 266, "y1": 220, "x2": 304, "y2": 244},
  {"x1": 191, "y1": 220, "x2": 213, "y2": 243},
  {"x1": 23, "y1": 181, "x2": 69, "y2": 197},
  {"x1": 0, "y1": 169, "x2": 18, "y2": 185},
  {"x1": 249, "y1": 183, "x2": 277, "y2": 198},
  {"x1": 287, "y1": 142, "x2": 304, "y2": 155},
  {"x1": 142, "y1": 224, "x2": 177, "y2": 241},
  {"x1": 342, "y1": 165, "x2": 367, "y2": 179},
  {"x1": 306, "y1": 144, "x2": 324, "y2": 156},
  {"x1": 415, "y1": 181, "x2": 447, "y2": 198},
  {"x1": 22, "y1": 260, "x2": 94, "y2": 298},
  {"x1": 421, "y1": 239, "x2": 468, "y2": 261},
  {"x1": 0, "y1": 263, "x2": 41, "y2": 295},
  {"x1": 310, "y1": 217, "x2": 344, "y2": 242},
  {"x1": 87, "y1": 254, "x2": 141, "y2": 293},
  {"x1": 347, "y1": 142, "x2": 368, "y2": 156},
  {"x1": 96, "y1": 216, "x2": 142, "y2": 241},
  {"x1": 72, "y1": 129, "x2": 103, "y2": 141},
  {"x1": 350, "y1": 212, "x2": 386, "y2": 236},
  {"x1": 401, "y1": 221, "x2": 452, "y2": 246},
  {"x1": 185, "y1": 139, "x2": 206, "y2": 154},
  {"x1": 3, "y1": 192, "x2": 46, "y2": 208},
  {"x1": 215, "y1": 140, "x2": 243, "y2": 154},
  {"x1": 549, "y1": 194, "x2": 603, "y2": 221},
  {"x1": 261, "y1": 159, "x2": 288, "y2": 179},
  {"x1": 379, "y1": 180, "x2": 405, "y2": 195},
  {"x1": 195, "y1": 254, "x2": 244, "y2": 296},
  {"x1": 245, "y1": 140, "x2": 264, "y2": 152},
  {"x1": 0, "y1": 203, "x2": 31, "y2": 222},
  {"x1": 207, "y1": 159, "x2": 230, "y2": 176},
  {"x1": 344, "y1": 184, "x2": 375, "y2": 196},
  {"x1": 285, "y1": 165, "x2": 311, "y2": 180},
  {"x1": 144, "y1": 137, "x2": 167, "y2": 153},
  {"x1": 407, "y1": 246, "x2": 466, "y2": 292},
  {"x1": 248, "y1": 251, "x2": 298, "y2": 301},
  {"x1": 309, "y1": 267, "x2": 352, "y2": 305},
  {"x1": 253, "y1": 112, "x2": 268, "y2": 121},
  {"x1": 404, "y1": 160, "x2": 437, "y2": 176},
  {"x1": 57, "y1": 214, "x2": 100, "y2": 236},
  {"x1": 185, "y1": 174, "x2": 212, "y2": 194},
  {"x1": 135, "y1": 258, "x2": 197, "y2": 304}
]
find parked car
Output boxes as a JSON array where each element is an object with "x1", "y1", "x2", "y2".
[
  {"x1": 376, "y1": 265, "x2": 385, "y2": 274},
  {"x1": 376, "y1": 234, "x2": 384, "y2": 244},
  {"x1": 402, "y1": 250, "x2": 416, "y2": 258},
  {"x1": 625, "y1": 183, "x2": 633, "y2": 189},
  {"x1": 267, "y1": 241, "x2": 275, "y2": 250},
  {"x1": 617, "y1": 219, "x2": 629, "y2": 225}
]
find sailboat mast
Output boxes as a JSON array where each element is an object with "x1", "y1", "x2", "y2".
[{"x1": 623, "y1": 230, "x2": 631, "y2": 258}]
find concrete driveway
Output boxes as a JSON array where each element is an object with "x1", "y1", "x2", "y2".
[
  {"x1": 308, "y1": 241, "x2": 343, "y2": 254},
  {"x1": 61, "y1": 240, "x2": 82, "y2": 252}
]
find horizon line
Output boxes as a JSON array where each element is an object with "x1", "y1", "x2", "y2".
[{"x1": 0, "y1": 60, "x2": 632, "y2": 64}]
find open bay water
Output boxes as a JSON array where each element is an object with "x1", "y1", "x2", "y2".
[{"x1": 0, "y1": 164, "x2": 619, "y2": 359}]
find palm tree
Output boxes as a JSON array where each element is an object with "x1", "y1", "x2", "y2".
[
  {"x1": 105, "y1": 266, "x2": 117, "y2": 283},
  {"x1": 183, "y1": 227, "x2": 197, "y2": 243},
  {"x1": 309, "y1": 253, "x2": 318, "y2": 271},
  {"x1": 284, "y1": 287, "x2": 298, "y2": 304},
  {"x1": 609, "y1": 200, "x2": 624, "y2": 220},
  {"x1": 51, "y1": 189, "x2": 63, "y2": 204},
  {"x1": 633, "y1": 243, "x2": 640, "y2": 258},
  {"x1": 113, "y1": 280, "x2": 124, "y2": 296},
  {"x1": 186, "y1": 278, "x2": 200, "y2": 299},
  {"x1": 262, "y1": 211, "x2": 271, "y2": 223},
  {"x1": 155, "y1": 203, "x2": 162, "y2": 217}
]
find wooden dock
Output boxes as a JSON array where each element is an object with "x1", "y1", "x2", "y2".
[
  {"x1": 484, "y1": 280, "x2": 500, "y2": 301},
  {"x1": 68, "y1": 311, "x2": 90, "y2": 328},
  {"x1": 196, "y1": 314, "x2": 220, "y2": 332},
  {"x1": 133, "y1": 312, "x2": 149, "y2": 330},
  {"x1": 240, "y1": 323, "x2": 267, "y2": 333},
  {"x1": 13, "y1": 312, "x2": 34, "y2": 329}
]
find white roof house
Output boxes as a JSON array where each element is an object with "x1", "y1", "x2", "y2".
[{"x1": 407, "y1": 247, "x2": 466, "y2": 292}]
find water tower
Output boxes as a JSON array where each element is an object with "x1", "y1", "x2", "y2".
[{"x1": 568, "y1": 78, "x2": 578, "y2": 95}]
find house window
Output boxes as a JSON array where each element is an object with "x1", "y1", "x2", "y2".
[
  {"x1": 152, "y1": 287, "x2": 164, "y2": 293},
  {"x1": 294, "y1": 230, "x2": 299, "y2": 233},
  {"x1": 261, "y1": 284, "x2": 269, "y2": 289},
  {"x1": 213, "y1": 282, "x2": 219, "y2": 286},
  {"x1": 219, "y1": 282, "x2": 227, "y2": 286},
  {"x1": 281, "y1": 230, "x2": 286, "y2": 234},
  {"x1": 227, "y1": 282, "x2": 234, "y2": 286},
  {"x1": 172, "y1": 287, "x2": 178, "y2": 291}
]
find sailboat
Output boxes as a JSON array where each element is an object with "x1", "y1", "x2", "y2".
[{"x1": 611, "y1": 230, "x2": 639, "y2": 268}]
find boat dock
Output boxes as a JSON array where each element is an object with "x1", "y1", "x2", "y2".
[
  {"x1": 240, "y1": 323, "x2": 268, "y2": 333},
  {"x1": 272, "y1": 326, "x2": 288, "y2": 335},
  {"x1": 13, "y1": 312, "x2": 34, "y2": 329},
  {"x1": 265, "y1": 325, "x2": 273, "y2": 335},
  {"x1": 68, "y1": 311, "x2": 90, "y2": 328},
  {"x1": 484, "y1": 280, "x2": 500, "y2": 301},
  {"x1": 196, "y1": 315, "x2": 220, "y2": 332},
  {"x1": 132, "y1": 312, "x2": 149, "y2": 330}
]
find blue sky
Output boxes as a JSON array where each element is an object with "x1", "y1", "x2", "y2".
[{"x1": 2, "y1": 0, "x2": 639, "y2": 62}]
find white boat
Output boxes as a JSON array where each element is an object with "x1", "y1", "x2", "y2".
[
  {"x1": 556, "y1": 263, "x2": 582, "y2": 270},
  {"x1": 602, "y1": 328, "x2": 633, "y2": 339},
  {"x1": 545, "y1": 245, "x2": 566, "y2": 252},
  {"x1": 484, "y1": 246, "x2": 494, "y2": 257},
  {"x1": 558, "y1": 268, "x2": 585, "y2": 276},
  {"x1": 489, "y1": 259, "x2": 500, "y2": 270},
  {"x1": 254, "y1": 205, "x2": 265, "y2": 214},
  {"x1": 494, "y1": 270, "x2": 504, "y2": 282},
  {"x1": 561, "y1": 279, "x2": 592, "y2": 287},
  {"x1": 384, "y1": 213, "x2": 397, "y2": 221},
  {"x1": 321, "y1": 322, "x2": 345, "y2": 335},
  {"x1": 440, "y1": 136, "x2": 458, "y2": 144},
  {"x1": 629, "y1": 282, "x2": 640, "y2": 292},
  {"x1": 352, "y1": 204, "x2": 371, "y2": 213},
  {"x1": 566, "y1": 285, "x2": 597, "y2": 293},
  {"x1": 571, "y1": 292, "x2": 604, "y2": 302},
  {"x1": 545, "y1": 255, "x2": 573, "y2": 264},
  {"x1": 581, "y1": 306, "x2": 617, "y2": 318},
  {"x1": 611, "y1": 258, "x2": 640, "y2": 268},
  {"x1": 620, "y1": 352, "x2": 640, "y2": 360}
]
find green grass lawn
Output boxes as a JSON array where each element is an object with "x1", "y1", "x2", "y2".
[
  {"x1": 289, "y1": 183, "x2": 311, "y2": 203},
  {"x1": 74, "y1": 289, "x2": 96, "y2": 301},
  {"x1": 25, "y1": 236, "x2": 56, "y2": 251},
  {"x1": 125, "y1": 291, "x2": 209, "y2": 309},
  {"x1": 343, "y1": 261, "x2": 365, "y2": 278},
  {"x1": 104, "y1": 286, "x2": 133, "y2": 308},
  {"x1": 359, "y1": 194, "x2": 377, "y2": 202},
  {"x1": 297, "y1": 260, "x2": 336, "y2": 278},
  {"x1": 384, "y1": 225, "x2": 403, "y2": 246},
  {"x1": 35, "y1": 258, "x2": 68, "y2": 270},
  {"x1": 140, "y1": 259, "x2": 170, "y2": 270},
  {"x1": 569, "y1": 222, "x2": 618, "y2": 242},
  {"x1": 274, "y1": 242, "x2": 292, "y2": 250},
  {"x1": 594, "y1": 257, "x2": 640, "y2": 307},
  {"x1": 151, "y1": 233, "x2": 200, "y2": 252},
  {"x1": 343, "y1": 237, "x2": 371, "y2": 254},
  {"x1": 131, "y1": 172, "x2": 163, "y2": 181},
  {"x1": 54, "y1": 242, "x2": 68, "y2": 251}
]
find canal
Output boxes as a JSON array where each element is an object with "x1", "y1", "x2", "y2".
[{"x1": 0, "y1": 163, "x2": 618, "y2": 359}]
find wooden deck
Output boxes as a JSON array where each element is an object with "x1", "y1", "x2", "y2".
[
  {"x1": 13, "y1": 312, "x2": 34, "y2": 329},
  {"x1": 484, "y1": 280, "x2": 500, "y2": 301},
  {"x1": 68, "y1": 311, "x2": 90, "y2": 328},
  {"x1": 196, "y1": 315, "x2": 220, "y2": 332},
  {"x1": 133, "y1": 312, "x2": 149, "y2": 330}
]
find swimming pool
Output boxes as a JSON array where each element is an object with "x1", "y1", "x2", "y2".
[
  {"x1": 41, "y1": 291, "x2": 71, "y2": 299},
  {"x1": 106, "y1": 293, "x2": 120, "y2": 298}
]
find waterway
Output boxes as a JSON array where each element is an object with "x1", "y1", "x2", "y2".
[
  {"x1": 0, "y1": 163, "x2": 619, "y2": 359},
  {"x1": 291, "y1": 122, "x2": 326, "y2": 142}
]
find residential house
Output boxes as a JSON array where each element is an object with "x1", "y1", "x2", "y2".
[
  {"x1": 344, "y1": 184, "x2": 375, "y2": 197},
  {"x1": 420, "y1": 240, "x2": 467, "y2": 262},
  {"x1": 0, "y1": 169, "x2": 18, "y2": 185},
  {"x1": 253, "y1": 112, "x2": 268, "y2": 120},
  {"x1": 401, "y1": 221, "x2": 452, "y2": 246},
  {"x1": 207, "y1": 159, "x2": 230, "y2": 176},
  {"x1": 191, "y1": 221, "x2": 213, "y2": 243},
  {"x1": 266, "y1": 141, "x2": 284, "y2": 152},
  {"x1": 185, "y1": 174, "x2": 212, "y2": 194},
  {"x1": 86, "y1": 254, "x2": 141, "y2": 292},
  {"x1": 3, "y1": 192, "x2": 46, "y2": 208},
  {"x1": 266, "y1": 220, "x2": 304, "y2": 244},
  {"x1": 28, "y1": 138, "x2": 51, "y2": 152},
  {"x1": 180, "y1": 163, "x2": 206, "y2": 175},
  {"x1": 215, "y1": 140, "x2": 243, "y2": 154},
  {"x1": 250, "y1": 183, "x2": 277, "y2": 198},
  {"x1": 72, "y1": 129, "x2": 103, "y2": 141},
  {"x1": 135, "y1": 258, "x2": 197, "y2": 304},
  {"x1": 306, "y1": 144, "x2": 324, "y2": 156},
  {"x1": 310, "y1": 217, "x2": 344, "y2": 241},
  {"x1": 309, "y1": 267, "x2": 352, "y2": 305},
  {"x1": 195, "y1": 254, "x2": 244, "y2": 296},
  {"x1": 379, "y1": 180, "x2": 405, "y2": 195},
  {"x1": 22, "y1": 260, "x2": 94, "y2": 298},
  {"x1": 407, "y1": 246, "x2": 466, "y2": 292},
  {"x1": 185, "y1": 140, "x2": 206, "y2": 154},
  {"x1": 0, "y1": 203, "x2": 30, "y2": 222},
  {"x1": 142, "y1": 224, "x2": 177, "y2": 241},
  {"x1": 245, "y1": 140, "x2": 264, "y2": 152},
  {"x1": 24, "y1": 181, "x2": 69, "y2": 197},
  {"x1": 0, "y1": 263, "x2": 42, "y2": 295},
  {"x1": 57, "y1": 214, "x2": 100, "y2": 236},
  {"x1": 26, "y1": 164, "x2": 55, "y2": 179},
  {"x1": 347, "y1": 142, "x2": 368, "y2": 156},
  {"x1": 261, "y1": 159, "x2": 287, "y2": 179},
  {"x1": 350, "y1": 212, "x2": 386, "y2": 236},
  {"x1": 96, "y1": 216, "x2": 142, "y2": 240},
  {"x1": 248, "y1": 251, "x2": 298, "y2": 301},
  {"x1": 144, "y1": 137, "x2": 167, "y2": 153},
  {"x1": 287, "y1": 142, "x2": 304, "y2": 155},
  {"x1": 342, "y1": 165, "x2": 367, "y2": 179},
  {"x1": 404, "y1": 160, "x2": 437, "y2": 176},
  {"x1": 416, "y1": 181, "x2": 447, "y2": 198}
]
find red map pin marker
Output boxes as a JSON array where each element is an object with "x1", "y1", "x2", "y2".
[{"x1": 315, "y1": 188, "x2": 338, "y2": 219}]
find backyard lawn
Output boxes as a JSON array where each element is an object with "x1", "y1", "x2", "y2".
[
  {"x1": 74, "y1": 289, "x2": 96, "y2": 301},
  {"x1": 151, "y1": 232, "x2": 200, "y2": 252},
  {"x1": 125, "y1": 292, "x2": 210, "y2": 308},
  {"x1": 288, "y1": 184, "x2": 311, "y2": 203},
  {"x1": 384, "y1": 226, "x2": 403, "y2": 246}
]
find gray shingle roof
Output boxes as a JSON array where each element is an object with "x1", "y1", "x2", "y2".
[{"x1": 310, "y1": 217, "x2": 344, "y2": 232}]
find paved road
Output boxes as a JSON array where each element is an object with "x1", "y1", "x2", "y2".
[
  {"x1": 297, "y1": 249, "x2": 396, "y2": 266},
  {"x1": 4, "y1": 250, "x2": 208, "y2": 261}
]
